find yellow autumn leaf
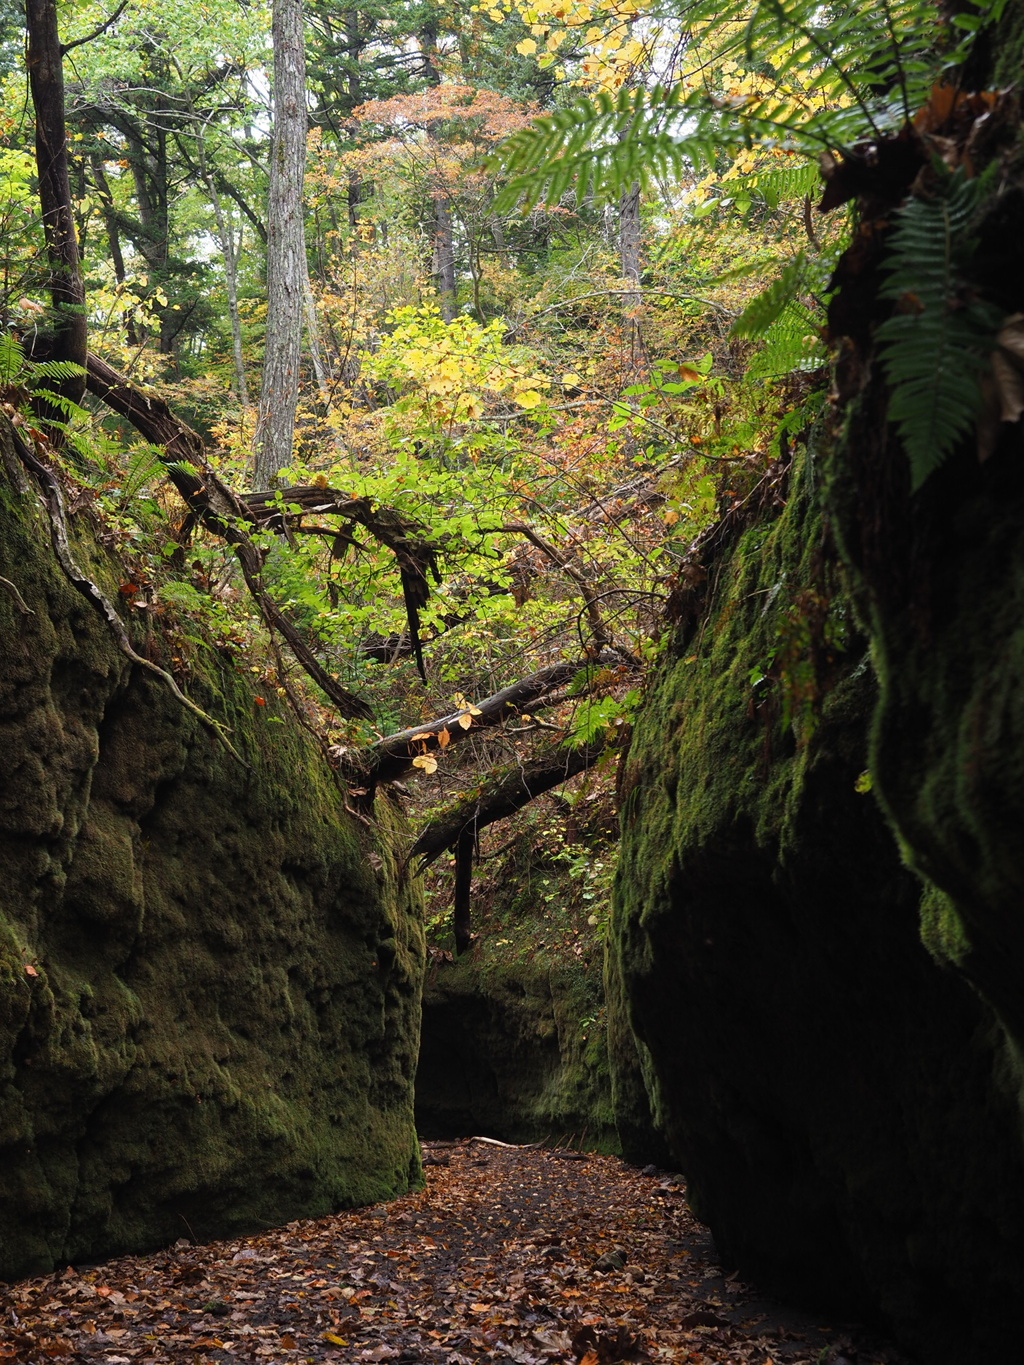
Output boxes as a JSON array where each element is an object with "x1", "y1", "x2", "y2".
[
  {"x1": 437, "y1": 726, "x2": 451, "y2": 748},
  {"x1": 515, "y1": 389, "x2": 544, "y2": 409},
  {"x1": 561, "y1": 371, "x2": 581, "y2": 386},
  {"x1": 488, "y1": 6, "x2": 504, "y2": 19},
  {"x1": 412, "y1": 754, "x2": 439, "y2": 773},
  {"x1": 516, "y1": 36, "x2": 538, "y2": 53}
]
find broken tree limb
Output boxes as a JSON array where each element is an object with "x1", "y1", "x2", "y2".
[
  {"x1": 409, "y1": 737, "x2": 611, "y2": 871},
  {"x1": 82, "y1": 354, "x2": 438, "y2": 719},
  {"x1": 0, "y1": 576, "x2": 33, "y2": 615},
  {"x1": 500, "y1": 521, "x2": 608, "y2": 647},
  {"x1": 359, "y1": 647, "x2": 634, "y2": 785},
  {"x1": 84, "y1": 355, "x2": 372, "y2": 717},
  {"x1": 243, "y1": 486, "x2": 441, "y2": 682}
]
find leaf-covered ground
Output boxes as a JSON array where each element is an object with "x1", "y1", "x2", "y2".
[{"x1": 1, "y1": 1142, "x2": 907, "y2": 1365}]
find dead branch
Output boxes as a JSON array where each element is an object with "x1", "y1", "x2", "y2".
[
  {"x1": 409, "y1": 737, "x2": 610, "y2": 871},
  {"x1": 83, "y1": 354, "x2": 438, "y2": 719},
  {"x1": 0, "y1": 576, "x2": 33, "y2": 614},
  {"x1": 359, "y1": 647, "x2": 633, "y2": 785},
  {"x1": 85, "y1": 354, "x2": 373, "y2": 716},
  {"x1": 500, "y1": 521, "x2": 608, "y2": 647},
  {"x1": 243, "y1": 485, "x2": 441, "y2": 682}
]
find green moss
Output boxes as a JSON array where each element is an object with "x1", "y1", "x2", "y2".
[
  {"x1": 0, "y1": 424, "x2": 424, "y2": 1280},
  {"x1": 918, "y1": 880, "x2": 972, "y2": 967},
  {"x1": 611, "y1": 440, "x2": 1024, "y2": 1363},
  {"x1": 416, "y1": 825, "x2": 617, "y2": 1149}
]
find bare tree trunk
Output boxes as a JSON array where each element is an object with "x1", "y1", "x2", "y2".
[
  {"x1": 302, "y1": 254, "x2": 329, "y2": 404},
  {"x1": 25, "y1": 0, "x2": 87, "y2": 420},
  {"x1": 619, "y1": 181, "x2": 644, "y2": 369},
  {"x1": 253, "y1": 0, "x2": 307, "y2": 488},
  {"x1": 192, "y1": 116, "x2": 249, "y2": 405},
  {"x1": 432, "y1": 192, "x2": 457, "y2": 321},
  {"x1": 88, "y1": 154, "x2": 138, "y2": 346}
]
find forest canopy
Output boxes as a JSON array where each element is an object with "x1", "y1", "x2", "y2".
[{"x1": 1, "y1": 0, "x2": 1012, "y2": 944}]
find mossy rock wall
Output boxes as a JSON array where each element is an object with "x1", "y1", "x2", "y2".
[
  {"x1": 609, "y1": 447, "x2": 1024, "y2": 1363},
  {"x1": 824, "y1": 318, "x2": 1024, "y2": 1058},
  {"x1": 0, "y1": 432, "x2": 424, "y2": 1281},
  {"x1": 416, "y1": 951, "x2": 614, "y2": 1147}
]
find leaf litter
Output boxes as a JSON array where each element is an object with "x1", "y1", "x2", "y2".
[{"x1": 0, "y1": 1141, "x2": 909, "y2": 1365}]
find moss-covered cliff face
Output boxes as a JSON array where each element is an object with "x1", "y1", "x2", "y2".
[
  {"x1": 610, "y1": 447, "x2": 1024, "y2": 1363},
  {"x1": 416, "y1": 949, "x2": 614, "y2": 1146},
  {"x1": 821, "y1": 188, "x2": 1024, "y2": 1062},
  {"x1": 0, "y1": 433, "x2": 424, "y2": 1281}
]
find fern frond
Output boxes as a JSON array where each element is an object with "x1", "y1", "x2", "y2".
[
  {"x1": 29, "y1": 359, "x2": 87, "y2": 382},
  {"x1": 28, "y1": 387, "x2": 90, "y2": 423},
  {"x1": 733, "y1": 161, "x2": 822, "y2": 210},
  {"x1": 120, "y1": 445, "x2": 168, "y2": 500},
  {"x1": 493, "y1": 0, "x2": 1008, "y2": 211},
  {"x1": 732, "y1": 254, "x2": 812, "y2": 339},
  {"x1": 876, "y1": 171, "x2": 1001, "y2": 488},
  {"x1": 746, "y1": 306, "x2": 826, "y2": 379},
  {"x1": 0, "y1": 333, "x2": 25, "y2": 382}
]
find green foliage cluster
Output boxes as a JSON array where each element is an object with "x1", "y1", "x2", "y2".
[{"x1": 877, "y1": 168, "x2": 1003, "y2": 489}]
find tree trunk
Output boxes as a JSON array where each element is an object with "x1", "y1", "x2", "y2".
[
  {"x1": 432, "y1": 192, "x2": 457, "y2": 321},
  {"x1": 193, "y1": 121, "x2": 249, "y2": 405},
  {"x1": 25, "y1": 0, "x2": 87, "y2": 418},
  {"x1": 619, "y1": 181, "x2": 644, "y2": 369},
  {"x1": 453, "y1": 827, "x2": 474, "y2": 956},
  {"x1": 253, "y1": 0, "x2": 308, "y2": 488}
]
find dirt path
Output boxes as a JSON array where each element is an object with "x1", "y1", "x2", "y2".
[{"x1": 1, "y1": 1141, "x2": 908, "y2": 1365}]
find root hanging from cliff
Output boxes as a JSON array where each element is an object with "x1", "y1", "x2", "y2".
[{"x1": 10, "y1": 421, "x2": 247, "y2": 765}]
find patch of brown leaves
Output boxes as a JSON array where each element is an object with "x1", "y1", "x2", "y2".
[{"x1": 0, "y1": 1143, "x2": 907, "y2": 1365}]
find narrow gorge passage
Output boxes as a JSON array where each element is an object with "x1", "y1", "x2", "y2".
[{"x1": 1, "y1": 1142, "x2": 905, "y2": 1365}]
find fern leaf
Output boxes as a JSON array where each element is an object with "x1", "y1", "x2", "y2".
[
  {"x1": 876, "y1": 171, "x2": 1002, "y2": 489},
  {"x1": 29, "y1": 388, "x2": 90, "y2": 422},
  {"x1": 0, "y1": 333, "x2": 25, "y2": 383},
  {"x1": 732, "y1": 254, "x2": 811, "y2": 339},
  {"x1": 29, "y1": 359, "x2": 86, "y2": 382},
  {"x1": 746, "y1": 306, "x2": 826, "y2": 379},
  {"x1": 492, "y1": 0, "x2": 1008, "y2": 211}
]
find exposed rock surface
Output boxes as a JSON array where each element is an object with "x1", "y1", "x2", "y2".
[
  {"x1": 610, "y1": 447, "x2": 1024, "y2": 1363},
  {"x1": 0, "y1": 428, "x2": 424, "y2": 1280},
  {"x1": 417, "y1": 948, "x2": 613, "y2": 1147}
]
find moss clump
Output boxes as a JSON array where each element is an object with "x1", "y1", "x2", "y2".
[
  {"x1": 0, "y1": 426, "x2": 424, "y2": 1280},
  {"x1": 611, "y1": 442, "x2": 1024, "y2": 1363}
]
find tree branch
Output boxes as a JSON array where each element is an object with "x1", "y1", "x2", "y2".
[
  {"x1": 501, "y1": 521, "x2": 608, "y2": 647},
  {"x1": 358, "y1": 647, "x2": 634, "y2": 785},
  {"x1": 84, "y1": 355, "x2": 445, "y2": 715},
  {"x1": 60, "y1": 0, "x2": 129, "y2": 55},
  {"x1": 409, "y1": 737, "x2": 610, "y2": 871}
]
